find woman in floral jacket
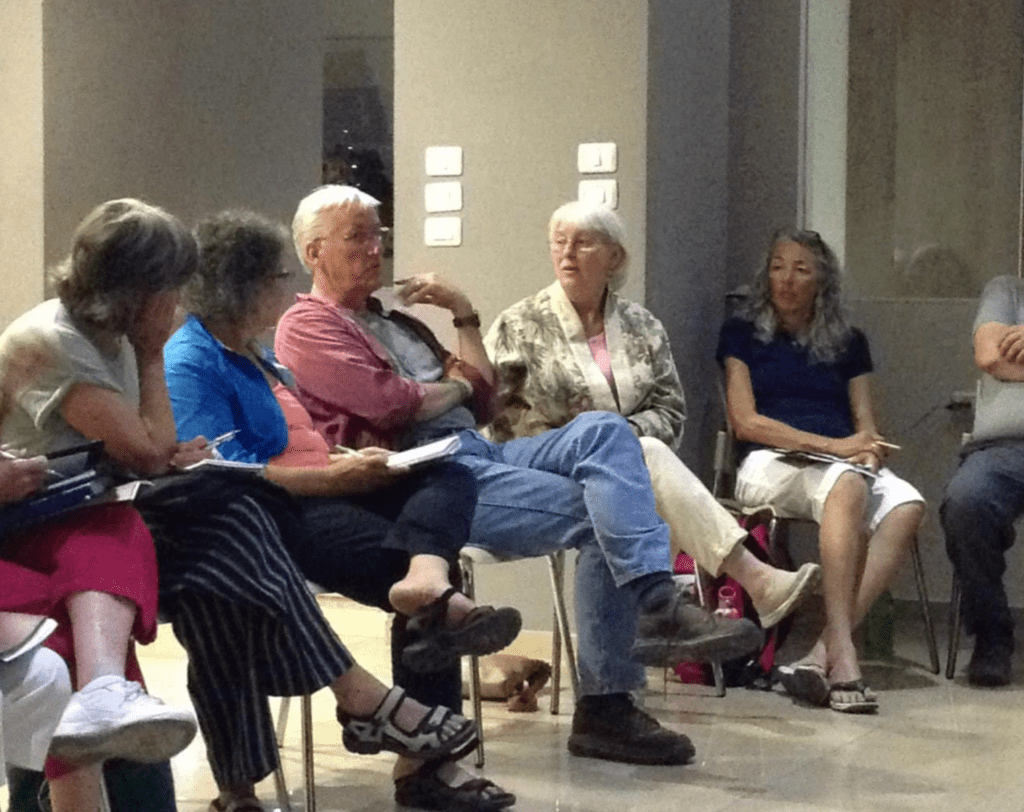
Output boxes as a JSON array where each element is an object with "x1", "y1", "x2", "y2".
[{"x1": 485, "y1": 201, "x2": 820, "y2": 631}]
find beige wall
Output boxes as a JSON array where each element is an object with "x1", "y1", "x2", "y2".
[
  {"x1": 394, "y1": 0, "x2": 652, "y2": 628},
  {"x1": 0, "y1": 0, "x2": 45, "y2": 326},
  {"x1": 393, "y1": 0, "x2": 648, "y2": 333},
  {"x1": 40, "y1": 0, "x2": 325, "y2": 272}
]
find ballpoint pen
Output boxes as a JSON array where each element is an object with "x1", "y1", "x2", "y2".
[
  {"x1": 0, "y1": 448, "x2": 60, "y2": 478},
  {"x1": 205, "y1": 430, "x2": 239, "y2": 451}
]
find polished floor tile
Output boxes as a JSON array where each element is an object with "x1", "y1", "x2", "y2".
[{"x1": 9, "y1": 596, "x2": 1024, "y2": 811}]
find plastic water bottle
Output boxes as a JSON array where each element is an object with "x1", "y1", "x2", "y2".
[{"x1": 715, "y1": 584, "x2": 742, "y2": 619}]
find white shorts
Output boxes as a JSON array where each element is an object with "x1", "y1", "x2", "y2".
[{"x1": 735, "y1": 449, "x2": 924, "y2": 533}]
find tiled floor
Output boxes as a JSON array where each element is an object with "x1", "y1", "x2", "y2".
[{"x1": 17, "y1": 596, "x2": 1024, "y2": 812}]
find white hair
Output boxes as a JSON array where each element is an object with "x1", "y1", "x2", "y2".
[
  {"x1": 548, "y1": 201, "x2": 630, "y2": 290},
  {"x1": 292, "y1": 185, "x2": 380, "y2": 271}
]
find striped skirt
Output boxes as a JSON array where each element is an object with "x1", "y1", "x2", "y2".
[{"x1": 139, "y1": 477, "x2": 353, "y2": 788}]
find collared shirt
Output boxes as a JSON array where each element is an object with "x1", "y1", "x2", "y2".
[
  {"x1": 276, "y1": 292, "x2": 493, "y2": 450},
  {"x1": 164, "y1": 315, "x2": 289, "y2": 463}
]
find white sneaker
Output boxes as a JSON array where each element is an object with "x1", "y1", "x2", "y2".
[{"x1": 48, "y1": 675, "x2": 197, "y2": 765}]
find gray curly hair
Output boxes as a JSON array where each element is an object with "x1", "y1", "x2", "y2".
[
  {"x1": 744, "y1": 228, "x2": 853, "y2": 363},
  {"x1": 188, "y1": 209, "x2": 290, "y2": 326}
]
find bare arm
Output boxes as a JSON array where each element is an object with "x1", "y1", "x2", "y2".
[
  {"x1": 724, "y1": 356, "x2": 883, "y2": 460},
  {"x1": 975, "y1": 322, "x2": 1024, "y2": 382},
  {"x1": 416, "y1": 379, "x2": 474, "y2": 420},
  {"x1": 397, "y1": 274, "x2": 495, "y2": 386},
  {"x1": 60, "y1": 292, "x2": 191, "y2": 476}
]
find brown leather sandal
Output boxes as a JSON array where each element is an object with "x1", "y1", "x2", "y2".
[{"x1": 401, "y1": 587, "x2": 522, "y2": 673}]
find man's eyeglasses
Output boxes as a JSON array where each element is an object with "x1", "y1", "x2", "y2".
[{"x1": 342, "y1": 227, "x2": 390, "y2": 247}]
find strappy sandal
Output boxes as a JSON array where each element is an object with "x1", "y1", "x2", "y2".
[
  {"x1": 401, "y1": 587, "x2": 523, "y2": 673},
  {"x1": 337, "y1": 685, "x2": 478, "y2": 760},
  {"x1": 828, "y1": 680, "x2": 879, "y2": 714},
  {"x1": 394, "y1": 760, "x2": 516, "y2": 812}
]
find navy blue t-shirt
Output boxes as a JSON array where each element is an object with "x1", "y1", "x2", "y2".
[{"x1": 716, "y1": 317, "x2": 872, "y2": 455}]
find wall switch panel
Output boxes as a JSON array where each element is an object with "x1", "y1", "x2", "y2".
[
  {"x1": 424, "y1": 215, "x2": 462, "y2": 246},
  {"x1": 425, "y1": 146, "x2": 463, "y2": 176},
  {"x1": 577, "y1": 142, "x2": 617, "y2": 173},
  {"x1": 578, "y1": 179, "x2": 618, "y2": 208},
  {"x1": 424, "y1": 181, "x2": 463, "y2": 212}
]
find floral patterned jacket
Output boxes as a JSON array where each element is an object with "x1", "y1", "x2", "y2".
[{"x1": 484, "y1": 281, "x2": 685, "y2": 450}]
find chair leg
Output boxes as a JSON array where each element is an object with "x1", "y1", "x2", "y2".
[
  {"x1": 547, "y1": 552, "x2": 579, "y2": 703},
  {"x1": 459, "y1": 556, "x2": 486, "y2": 768},
  {"x1": 910, "y1": 539, "x2": 940, "y2": 674},
  {"x1": 301, "y1": 694, "x2": 315, "y2": 812},
  {"x1": 99, "y1": 774, "x2": 112, "y2": 812},
  {"x1": 946, "y1": 574, "x2": 963, "y2": 680},
  {"x1": 274, "y1": 698, "x2": 294, "y2": 812},
  {"x1": 550, "y1": 603, "x2": 561, "y2": 715},
  {"x1": 693, "y1": 565, "x2": 726, "y2": 697}
]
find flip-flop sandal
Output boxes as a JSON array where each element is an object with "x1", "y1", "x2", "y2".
[
  {"x1": 777, "y1": 662, "x2": 830, "y2": 707},
  {"x1": 402, "y1": 587, "x2": 523, "y2": 673},
  {"x1": 395, "y1": 761, "x2": 516, "y2": 812},
  {"x1": 828, "y1": 680, "x2": 878, "y2": 714}
]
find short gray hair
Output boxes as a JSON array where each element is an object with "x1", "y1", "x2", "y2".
[
  {"x1": 745, "y1": 227, "x2": 853, "y2": 363},
  {"x1": 292, "y1": 185, "x2": 380, "y2": 272},
  {"x1": 50, "y1": 198, "x2": 196, "y2": 336},
  {"x1": 548, "y1": 201, "x2": 629, "y2": 290},
  {"x1": 189, "y1": 210, "x2": 289, "y2": 326}
]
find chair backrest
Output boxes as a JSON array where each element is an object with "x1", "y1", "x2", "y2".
[{"x1": 712, "y1": 428, "x2": 737, "y2": 501}]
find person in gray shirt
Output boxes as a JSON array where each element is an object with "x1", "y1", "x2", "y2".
[{"x1": 942, "y1": 274, "x2": 1024, "y2": 686}]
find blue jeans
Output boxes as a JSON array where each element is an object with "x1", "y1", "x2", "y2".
[
  {"x1": 454, "y1": 412, "x2": 672, "y2": 696},
  {"x1": 940, "y1": 440, "x2": 1024, "y2": 646}
]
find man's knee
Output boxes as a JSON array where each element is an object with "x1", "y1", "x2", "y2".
[
  {"x1": 941, "y1": 467, "x2": 1014, "y2": 534},
  {"x1": 569, "y1": 411, "x2": 635, "y2": 444}
]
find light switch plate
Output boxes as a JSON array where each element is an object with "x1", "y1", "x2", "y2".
[
  {"x1": 577, "y1": 142, "x2": 617, "y2": 174},
  {"x1": 578, "y1": 179, "x2": 618, "y2": 209},
  {"x1": 424, "y1": 181, "x2": 463, "y2": 213},
  {"x1": 424, "y1": 216, "x2": 462, "y2": 246},
  {"x1": 425, "y1": 146, "x2": 463, "y2": 177}
]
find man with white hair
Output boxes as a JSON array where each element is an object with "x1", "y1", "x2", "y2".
[{"x1": 276, "y1": 185, "x2": 762, "y2": 767}]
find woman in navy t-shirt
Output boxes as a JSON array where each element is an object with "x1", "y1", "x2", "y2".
[{"x1": 717, "y1": 228, "x2": 924, "y2": 714}]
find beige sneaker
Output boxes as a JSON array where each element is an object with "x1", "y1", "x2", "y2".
[{"x1": 752, "y1": 562, "x2": 821, "y2": 628}]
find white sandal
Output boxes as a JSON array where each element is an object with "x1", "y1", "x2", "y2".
[{"x1": 337, "y1": 685, "x2": 478, "y2": 760}]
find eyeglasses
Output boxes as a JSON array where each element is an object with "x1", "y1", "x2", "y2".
[
  {"x1": 341, "y1": 226, "x2": 390, "y2": 247},
  {"x1": 549, "y1": 235, "x2": 608, "y2": 255}
]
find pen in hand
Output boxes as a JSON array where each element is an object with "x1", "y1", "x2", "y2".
[
  {"x1": 205, "y1": 430, "x2": 239, "y2": 451},
  {"x1": 0, "y1": 448, "x2": 60, "y2": 478}
]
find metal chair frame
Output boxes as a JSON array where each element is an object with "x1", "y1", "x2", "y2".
[{"x1": 459, "y1": 547, "x2": 579, "y2": 768}]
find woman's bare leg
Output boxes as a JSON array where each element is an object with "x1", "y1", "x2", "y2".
[
  {"x1": 851, "y1": 501, "x2": 925, "y2": 625},
  {"x1": 816, "y1": 473, "x2": 870, "y2": 685},
  {"x1": 49, "y1": 764, "x2": 102, "y2": 812},
  {"x1": 65, "y1": 590, "x2": 135, "y2": 687}
]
